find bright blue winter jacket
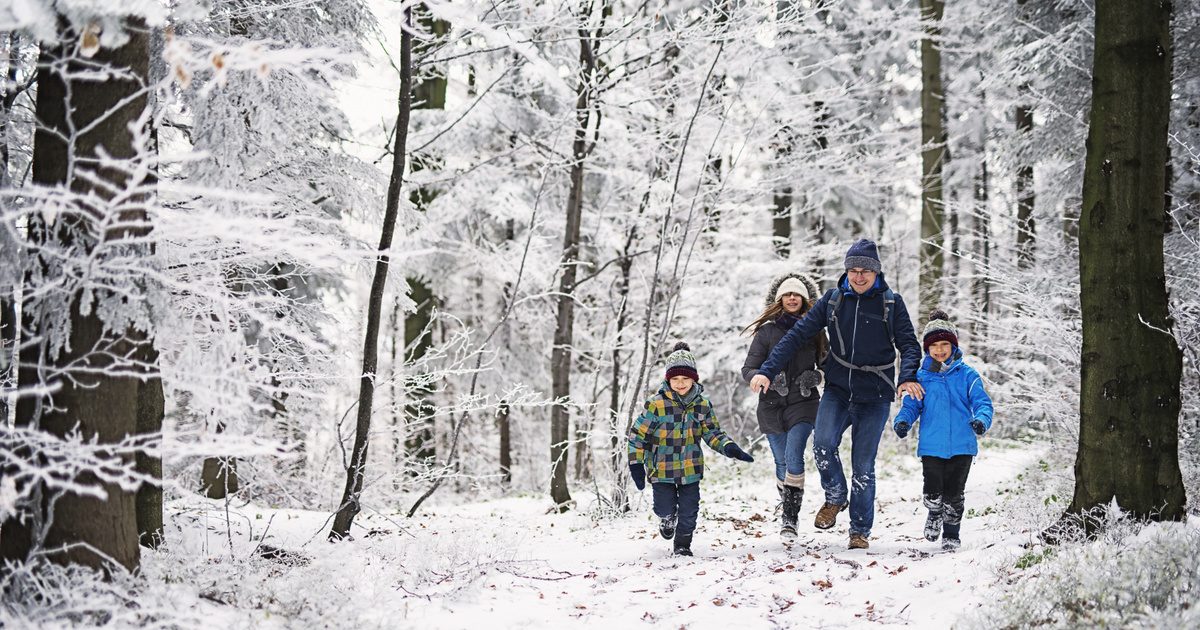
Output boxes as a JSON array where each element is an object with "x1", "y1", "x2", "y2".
[
  {"x1": 893, "y1": 349, "x2": 994, "y2": 458},
  {"x1": 757, "y1": 273, "x2": 922, "y2": 403}
]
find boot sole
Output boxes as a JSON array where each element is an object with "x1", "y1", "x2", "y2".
[{"x1": 781, "y1": 527, "x2": 797, "y2": 540}]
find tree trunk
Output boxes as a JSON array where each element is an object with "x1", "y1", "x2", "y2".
[
  {"x1": 135, "y1": 338, "x2": 165, "y2": 549},
  {"x1": 0, "y1": 288, "x2": 13, "y2": 426},
  {"x1": 919, "y1": 0, "x2": 948, "y2": 319},
  {"x1": 403, "y1": 278, "x2": 436, "y2": 472},
  {"x1": 1066, "y1": 0, "x2": 1184, "y2": 526},
  {"x1": 0, "y1": 34, "x2": 22, "y2": 428},
  {"x1": 0, "y1": 17, "x2": 151, "y2": 573},
  {"x1": 402, "y1": 7, "x2": 449, "y2": 475},
  {"x1": 498, "y1": 400, "x2": 512, "y2": 484},
  {"x1": 773, "y1": 186, "x2": 793, "y2": 259},
  {"x1": 1015, "y1": 101, "x2": 1036, "y2": 268},
  {"x1": 329, "y1": 7, "x2": 413, "y2": 540},
  {"x1": 972, "y1": 138, "x2": 991, "y2": 353},
  {"x1": 550, "y1": 3, "x2": 606, "y2": 510},
  {"x1": 200, "y1": 440, "x2": 239, "y2": 499}
]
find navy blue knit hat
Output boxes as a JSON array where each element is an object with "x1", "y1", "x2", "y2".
[{"x1": 844, "y1": 239, "x2": 882, "y2": 273}]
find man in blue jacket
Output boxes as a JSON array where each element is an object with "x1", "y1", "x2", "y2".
[{"x1": 749, "y1": 239, "x2": 923, "y2": 550}]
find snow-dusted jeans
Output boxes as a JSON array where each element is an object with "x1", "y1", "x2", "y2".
[
  {"x1": 811, "y1": 392, "x2": 891, "y2": 537},
  {"x1": 765, "y1": 421, "x2": 814, "y2": 483}
]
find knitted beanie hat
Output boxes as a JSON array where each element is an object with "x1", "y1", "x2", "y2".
[
  {"x1": 664, "y1": 341, "x2": 700, "y2": 382},
  {"x1": 775, "y1": 277, "x2": 810, "y2": 301},
  {"x1": 764, "y1": 273, "x2": 819, "y2": 307},
  {"x1": 844, "y1": 239, "x2": 882, "y2": 273},
  {"x1": 922, "y1": 308, "x2": 959, "y2": 352}
]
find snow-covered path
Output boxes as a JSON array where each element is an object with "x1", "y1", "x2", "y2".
[{"x1": 160, "y1": 440, "x2": 1041, "y2": 629}]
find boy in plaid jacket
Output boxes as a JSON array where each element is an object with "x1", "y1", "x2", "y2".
[{"x1": 628, "y1": 342, "x2": 754, "y2": 556}]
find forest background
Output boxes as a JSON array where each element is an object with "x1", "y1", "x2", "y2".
[{"x1": 0, "y1": 0, "x2": 1198, "y2": 627}]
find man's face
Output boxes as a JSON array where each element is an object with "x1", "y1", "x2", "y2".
[
  {"x1": 847, "y1": 268, "x2": 877, "y2": 294},
  {"x1": 928, "y1": 340, "x2": 954, "y2": 362}
]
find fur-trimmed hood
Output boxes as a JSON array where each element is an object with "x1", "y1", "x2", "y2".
[{"x1": 764, "y1": 272, "x2": 821, "y2": 306}]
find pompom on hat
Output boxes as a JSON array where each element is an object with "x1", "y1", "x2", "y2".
[
  {"x1": 664, "y1": 341, "x2": 700, "y2": 382},
  {"x1": 922, "y1": 308, "x2": 959, "y2": 352}
]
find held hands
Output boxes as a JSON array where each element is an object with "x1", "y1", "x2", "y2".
[
  {"x1": 750, "y1": 374, "x2": 771, "y2": 394},
  {"x1": 629, "y1": 463, "x2": 646, "y2": 491},
  {"x1": 724, "y1": 443, "x2": 754, "y2": 463},
  {"x1": 970, "y1": 419, "x2": 987, "y2": 436},
  {"x1": 898, "y1": 381, "x2": 925, "y2": 401},
  {"x1": 893, "y1": 421, "x2": 911, "y2": 439}
]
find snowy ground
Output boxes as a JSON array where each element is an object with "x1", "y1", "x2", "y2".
[{"x1": 152, "y1": 439, "x2": 1044, "y2": 629}]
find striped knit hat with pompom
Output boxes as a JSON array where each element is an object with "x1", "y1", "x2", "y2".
[
  {"x1": 922, "y1": 309, "x2": 959, "y2": 352},
  {"x1": 664, "y1": 342, "x2": 700, "y2": 382}
]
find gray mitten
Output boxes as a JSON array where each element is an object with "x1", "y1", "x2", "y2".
[
  {"x1": 770, "y1": 372, "x2": 789, "y2": 396},
  {"x1": 796, "y1": 370, "x2": 822, "y2": 397}
]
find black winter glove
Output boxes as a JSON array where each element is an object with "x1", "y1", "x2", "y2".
[
  {"x1": 629, "y1": 463, "x2": 646, "y2": 490},
  {"x1": 724, "y1": 443, "x2": 754, "y2": 463},
  {"x1": 796, "y1": 369, "x2": 822, "y2": 397},
  {"x1": 893, "y1": 421, "x2": 910, "y2": 439},
  {"x1": 970, "y1": 419, "x2": 986, "y2": 436}
]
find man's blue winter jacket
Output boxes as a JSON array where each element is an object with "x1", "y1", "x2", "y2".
[
  {"x1": 893, "y1": 349, "x2": 995, "y2": 458},
  {"x1": 757, "y1": 273, "x2": 921, "y2": 403}
]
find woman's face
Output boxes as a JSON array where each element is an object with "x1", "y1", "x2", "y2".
[{"x1": 780, "y1": 292, "x2": 805, "y2": 314}]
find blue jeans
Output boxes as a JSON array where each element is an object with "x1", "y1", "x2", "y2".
[
  {"x1": 765, "y1": 421, "x2": 814, "y2": 482},
  {"x1": 652, "y1": 482, "x2": 701, "y2": 537},
  {"x1": 811, "y1": 392, "x2": 891, "y2": 537}
]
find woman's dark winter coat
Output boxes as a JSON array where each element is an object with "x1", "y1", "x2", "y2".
[{"x1": 741, "y1": 273, "x2": 823, "y2": 435}]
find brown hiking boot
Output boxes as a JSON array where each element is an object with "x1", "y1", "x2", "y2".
[
  {"x1": 813, "y1": 502, "x2": 848, "y2": 530},
  {"x1": 848, "y1": 533, "x2": 869, "y2": 550}
]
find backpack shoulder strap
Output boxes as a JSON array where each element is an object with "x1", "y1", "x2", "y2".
[{"x1": 882, "y1": 289, "x2": 896, "y2": 347}]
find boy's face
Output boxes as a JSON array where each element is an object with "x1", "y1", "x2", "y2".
[
  {"x1": 669, "y1": 375, "x2": 695, "y2": 396},
  {"x1": 928, "y1": 340, "x2": 954, "y2": 363}
]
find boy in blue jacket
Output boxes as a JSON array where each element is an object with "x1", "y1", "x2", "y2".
[{"x1": 892, "y1": 309, "x2": 993, "y2": 551}]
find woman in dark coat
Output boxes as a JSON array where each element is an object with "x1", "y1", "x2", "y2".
[{"x1": 741, "y1": 273, "x2": 827, "y2": 539}]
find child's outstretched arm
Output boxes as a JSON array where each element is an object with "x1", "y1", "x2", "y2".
[
  {"x1": 699, "y1": 405, "x2": 754, "y2": 462},
  {"x1": 966, "y1": 369, "x2": 995, "y2": 434},
  {"x1": 893, "y1": 390, "x2": 923, "y2": 438}
]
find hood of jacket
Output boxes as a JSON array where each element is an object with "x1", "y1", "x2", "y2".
[{"x1": 765, "y1": 272, "x2": 822, "y2": 307}]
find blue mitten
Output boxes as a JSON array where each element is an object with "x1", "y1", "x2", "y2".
[
  {"x1": 894, "y1": 422, "x2": 910, "y2": 439},
  {"x1": 723, "y1": 443, "x2": 754, "y2": 463},
  {"x1": 629, "y1": 463, "x2": 646, "y2": 490}
]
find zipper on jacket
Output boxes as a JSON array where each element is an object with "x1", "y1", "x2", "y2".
[{"x1": 848, "y1": 296, "x2": 860, "y2": 401}]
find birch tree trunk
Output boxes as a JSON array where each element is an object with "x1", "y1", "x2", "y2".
[{"x1": 1065, "y1": 0, "x2": 1185, "y2": 528}]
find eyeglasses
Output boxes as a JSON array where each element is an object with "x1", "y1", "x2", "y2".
[{"x1": 847, "y1": 269, "x2": 876, "y2": 277}]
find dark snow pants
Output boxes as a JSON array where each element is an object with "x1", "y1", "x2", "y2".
[
  {"x1": 921, "y1": 455, "x2": 973, "y2": 540},
  {"x1": 652, "y1": 481, "x2": 700, "y2": 537}
]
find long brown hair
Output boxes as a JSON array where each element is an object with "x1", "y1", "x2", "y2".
[{"x1": 742, "y1": 296, "x2": 829, "y2": 364}]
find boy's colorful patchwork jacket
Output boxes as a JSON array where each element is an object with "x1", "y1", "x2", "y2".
[{"x1": 627, "y1": 381, "x2": 733, "y2": 485}]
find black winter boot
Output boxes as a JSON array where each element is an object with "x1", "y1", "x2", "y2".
[
  {"x1": 659, "y1": 514, "x2": 677, "y2": 540},
  {"x1": 673, "y1": 532, "x2": 693, "y2": 556},
  {"x1": 781, "y1": 486, "x2": 803, "y2": 539}
]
